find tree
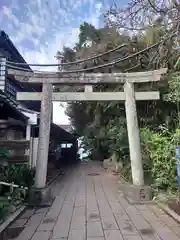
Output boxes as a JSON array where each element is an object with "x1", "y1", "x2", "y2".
[{"x1": 57, "y1": 9, "x2": 180, "y2": 160}]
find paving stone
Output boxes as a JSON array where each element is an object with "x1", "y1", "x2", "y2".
[
  {"x1": 87, "y1": 211, "x2": 101, "y2": 222},
  {"x1": 155, "y1": 227, "x2": 180, "y2": 240},
  {"x1": 117, "y1": 195, "x2": 130, "y2": 209},
  {"x1": 35, "y1": 207, "x2": 49, "y2": 214},
  {"x1": 104, "y1": 230, "x2": 124, "y2": 240},
  {"x1": 127, "y1": 212, "x2": 152, "y2": 231},
  {"x1": 101, "y1": 187, "x2": 127, "y2": 216},
  {"x1": 16, "y1": 213, "x2": 46, "y2": 240},
  {"x1": 125, "y1": 205, "x2": 142, "y2": 216},
  {"x1": 75, "y1": 196, "x2": 86, "y2": 207},
  {"x1": 50, "y1": 239, "x2": 67, "y2": 240},
  {"x1": 123, "y1": 236, "x2": 143, "y2": 240},
  {"x1": 158, "y1": 214, "x2": 180, "y2": 227},
  {"x1": 109, "y1": 201, "x2": 127, "y2": 215},
  {"x1": 20, "y1": 209, "x2": 35, "y2": 219},
  {"x1": 70, "y1": 215, "x2": 85, "y2": 230},
  {"x1": 148, "y1": 204, "x2": 165, "y2": 215},
  {"x1": 52, "y1": 192, "x2": 75, "y2": 239},
  {"x1": 37, "y1": 221, "x2": 55, "y2": 231},
  {"x1": 115, "y1": 215, "x2": 139, "y2": 235},
  {"x1": 31, "y1": 231, "x2": 51, "y2": 240},
  {"x1": 9, "y1": 218, "x2": 28, "y2": 228},
  {"x1": 68, "y1": 229, "x2": 85, "y2": 240},
  {"x1": 73, "y1": 206, "x2": 85, "y2": 216},
  {"x1": 86, "y1": 186, "x2": 99, "y2": 212},
  {"x1": 87, "y1": 238, "x2": 105, "y2": 240},
  {"x1": 87, "y1": 221, "x2": 104, "y2": 237},
  {"x1": 146, "y1": 220, "x2": 180, "y2": 240},
  {"x1": 101, "y1": 215, "x2": 118, "y2": 230},
  {"x1": 138, "y1": 209, "x2": 161, "y2": 224},
  {"x1": 46, "y1": 195, "x2": 66, "y2": 220},
  {"x1": 171, "y1": 226, "x2": 180, "y2": 237},
  {"x1": 135, "y1": 204, "x2": 149, "y2": 211},
  {"x1": 140, "y1": 233, "x2": 162, "y2": 240}
]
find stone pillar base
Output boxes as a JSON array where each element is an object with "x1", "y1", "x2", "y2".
[
  {"x1": 121, "y1": 184, "x2": 152, "y2": 204},
  {"x1": 28, "y1": 185, "x2": 54, "y2": 207}
]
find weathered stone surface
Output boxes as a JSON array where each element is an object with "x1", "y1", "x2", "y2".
[
  {"x1": 35, "y1": 207, "x2": 49, "y2": 214},
  {"x1": 104, "y1": 230, "x2": 123, "y2": 240},
  {"x1": 31, "y1": 231, "x2": 51, "y2": 240},
  {"x1": 87, "y1": 238, "x2": 105, "y2": 240},
  {"x1": 123, "y1": 236, "x2": 143, "y2": 240},
  {"x1": 101, "y1": 215, "x2": 118, "y2": 230},
  {"x1": 20, "y1": 209, "x2": 35, "y2": 219},
  {"x1": 37, "y1": 216, "x2": 56, "y2": 231},
  {"x1": 16, "y1": 213, "x2": 46, "y2": 240},
  {"x1": 11, "y1": 162, "x2": 180, "y2": 240},
  {"x1": 9, "y1": 218, "x2": 27, "y2": 228},
  {"x1": 68, "y1": 229, "x2": 85, "y2": 240},
  {"x1": 103, "y1": 158, "x2": 113, "y2": 170},
  {"x1": 87, "y1": 222, "x2": 104, "y2": 237},
  {"x1": 111, "y1": 153, "x2": 123, "y2": 173},
  {"x1": 29, "y1": 185, "x2": 52, "y2": 206},
  {"x1": 115, "y1": 215, "x2": 139, "y2": 235},
  {"x1": 122, "y1": 184, "x2": 152, "y2": 203}
]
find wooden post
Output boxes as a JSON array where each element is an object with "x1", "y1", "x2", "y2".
[
  {"x1": 35, "y1": 83, "x2": 53, "y2": 189},
  {"x1": 124, "y1": 82, "x2": 144, "y2": 186}
]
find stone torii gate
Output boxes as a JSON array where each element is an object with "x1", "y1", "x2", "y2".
[{"x1": 8, "y1": 68, "x2": 167, "y2": 203}]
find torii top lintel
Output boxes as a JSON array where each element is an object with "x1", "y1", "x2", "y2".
[{"x1": 7, "y1": 68, "x2": 167, "y2": 84}]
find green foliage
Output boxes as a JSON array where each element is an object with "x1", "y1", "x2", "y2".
[
  {"x1": 107, "y1": 120, "x2": 129, "y2": 161},
  {"x1": 141, "y1": 127, "x2": 178, "y2": 191},
  {"x1": 120, "y1": 165, "x2": 132, "y2": 182},
  {"x1": 62, "y1": 20, "x2": 178, "y2": 160},
  {"x1": 0, "y1": 165, "x2": 35, "y2": 221},
  {"x1": 77, "y1": 22, "x2": 101, "y2": 48},
  {"x1": 0, "y1": 197, "x2": 10, "y2": 223},
  {"x1": 0, "y1": 149, "x2": 12, "y2": 159},
  {"x1": 0, "y1": 164, "x2": 35, "y2": 222},
  {"x1": 0, "y1": 164, "x2": 35, "y2": 188},
  {"x1": 164, "y1": 72, "x2": 180, "y2": 104},
  {"x1": 117, "y1": 127, "x2": 180, "y2": 192}
]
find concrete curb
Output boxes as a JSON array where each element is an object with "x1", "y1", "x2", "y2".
[
  {"x1": 157, "y1": 202, "x2": 180, "y2": 224},
  {"x1": 0, "y1": 205, "x2": 25, "y2": 234}
]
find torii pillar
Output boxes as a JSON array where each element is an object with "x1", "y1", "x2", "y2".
[
  {"x1": 124, "y1": 82, "x2": 144, "y2": 186},
  {"x1": 30, "y1": 83, "x2": 53, "y2": 204},
  {"x1": 35, "y1": 83, "x2": 52, "y2": 188}
]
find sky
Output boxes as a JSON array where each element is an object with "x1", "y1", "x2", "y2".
[{"x1": 0, "y1": 0, "x2": 125, "y2": 125}]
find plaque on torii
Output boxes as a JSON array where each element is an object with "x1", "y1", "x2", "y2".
[{"x1": 7, "y1": 67, "x2": 167, "y2": 191}]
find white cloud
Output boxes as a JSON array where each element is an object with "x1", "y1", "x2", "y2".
[
  {"x1": 2, "y1": 6, "x2": 12, "y2": 18},
  {"x1": 0, "y1": 0, "x2": 105, "y2": 124}
]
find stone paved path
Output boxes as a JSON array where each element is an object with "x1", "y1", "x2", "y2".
[{"x1": 11, "y1": 161, "x2": 180, "y2": 240}]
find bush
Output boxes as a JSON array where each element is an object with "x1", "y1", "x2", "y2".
[
  {"x1": 113, "y1": 126, "x2": 179, "y2": 192},
  {"x1": 0, "y1": 164, "x2": 35, "y2": 188},
  {"x1": 107, "y1": 124, "x2": 129, "y2": 162},
  {"x1": 141, "y1": 127, "x2": 178, "y2": 191},
  {"x1": 0, "y1": 197, "x2": 10, "y2": 223},
  {"x1": 0, "y1": 164, "x2": 35, "y2": 205}
]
